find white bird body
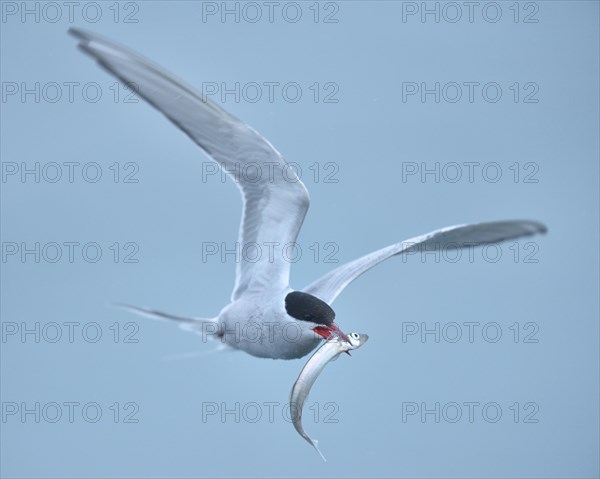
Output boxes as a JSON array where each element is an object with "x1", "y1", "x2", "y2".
[
  {"x1": 210, "y1": 291, "x2": 323, "y2": 359},
  {"x1": 70, "y1": 28, "x2": 547, "y2": 361}
]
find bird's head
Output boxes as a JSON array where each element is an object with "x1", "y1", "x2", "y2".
[{"x1": 284, "y1": 291, "x2": 351, "y2": 343}]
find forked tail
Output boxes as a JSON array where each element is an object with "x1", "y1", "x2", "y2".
[{"x1": 112, "y1": 303, "x2": 218, "y2": 336}]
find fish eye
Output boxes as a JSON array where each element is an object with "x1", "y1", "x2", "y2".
[{"x1": 350, "y1": 333, "x2": 359, "y2": 340}]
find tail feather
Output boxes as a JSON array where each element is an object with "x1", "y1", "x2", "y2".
[{"x1": 111, "y1": 303, "x2": 217, "y2": 335}]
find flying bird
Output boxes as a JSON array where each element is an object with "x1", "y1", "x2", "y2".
[{"x1": 69, "y1": 28, "x2": 547, "y2": 360}]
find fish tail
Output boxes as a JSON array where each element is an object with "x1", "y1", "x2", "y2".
[{"x1": 311, "y1": 439, "x2": 327, "y2": 462}]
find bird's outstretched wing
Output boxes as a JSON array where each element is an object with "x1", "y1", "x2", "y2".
[
  {"x1": 302, "y1": 220, "x2": 547, "y2": 304},
  {"x1": 69, "y1": 29, "x2": 309, "y2": 301}
]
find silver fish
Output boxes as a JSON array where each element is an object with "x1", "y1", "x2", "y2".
[{"x1": 289, "y1": 332, "x2": 369, "y2": 461}]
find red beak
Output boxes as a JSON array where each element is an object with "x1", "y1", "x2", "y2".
[
  {"x1": 329, "y1": 323, "x2": 352, "y2": 343},
  {"x1": 312, "y1": 323, "x2": 351, "y2": 343}
]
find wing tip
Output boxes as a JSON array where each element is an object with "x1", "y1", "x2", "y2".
[
  {"x1": 68, "y1": 27, "x2": 95, "y2": 43},
  {"x1": 536, "y1": 221, "x2": 548, "y2": 234},
  {"x1": 521, "y1": 219, "x2": 548, "y2": 235},
  {"x1": 481, "y1": 219, "x2": 548, "y2": 236},
  {"x1": 67, "y1": 27, "x2": 84, "y2": 38}
]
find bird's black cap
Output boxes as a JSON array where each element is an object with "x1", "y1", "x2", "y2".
[{"x1": 284, "y1": 291, "x2": 336, "y2": 326}]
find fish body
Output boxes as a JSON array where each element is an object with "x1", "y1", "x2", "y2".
[{"x1": 289, "y1": 332, "x2": 369, "y2": 461}]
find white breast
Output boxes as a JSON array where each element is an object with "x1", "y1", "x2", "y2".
[{"x1": 216, "y1": 297, "x2": 322, "y2": 359}]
